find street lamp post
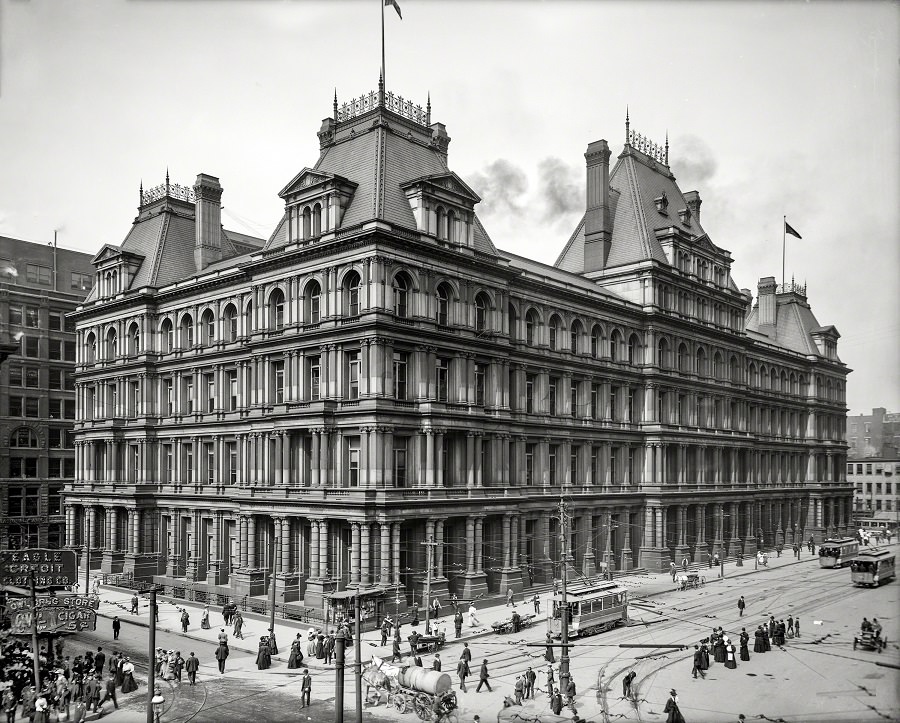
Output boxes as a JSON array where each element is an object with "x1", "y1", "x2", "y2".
[{"x1": 151, "y1": 687, "x2": 165, "y2": 723}]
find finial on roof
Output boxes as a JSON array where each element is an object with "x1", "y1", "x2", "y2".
[
  {"x1": 139, "y1": 180, "x2": 143, "y2": 206},
  {"x1": 426, "y1": 91, "x2": 431, "y2": 126},
  {"x1": 165, "y1": 168, "x2": 170, "y2": 191},
  {"x1": 665, "y1": 130, "x2": 669, "y2": 165},
  {"x1": 333, "y1": 88, "x2": 338, "y2": 121},
  {"x1": 625, "y1": 106, "x2": 630, "y2": 144},
  {"x1": 378, "y1": 71, "x2": 384, "y2": 105}
]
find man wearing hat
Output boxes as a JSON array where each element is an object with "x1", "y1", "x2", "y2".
[{"x1": 664, "y1": 689, "x2": 684, "y2": 723}]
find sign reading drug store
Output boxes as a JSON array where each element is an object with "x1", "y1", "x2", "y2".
[
  {"x1": 0, "y1": 548, "x2": 78, "y2": 588},
  {"x1": 8, "y1": 596, "x2": 100, "y2": 634}
]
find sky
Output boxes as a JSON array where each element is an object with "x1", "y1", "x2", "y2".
[{"x1": 0, "y1": 0, "x2": 897, "y2": 414}]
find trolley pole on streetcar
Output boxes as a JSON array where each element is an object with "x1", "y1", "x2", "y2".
[{"x1": 558, "y1": 495, "x2": 571, "y2": 696}]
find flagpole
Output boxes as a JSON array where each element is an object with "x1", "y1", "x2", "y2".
[
  {"x1": 782, "y1": 215, "x2": 786, "y2": 289},
  {"x1": 381, "y1": 0, "x2": 386, "y2": 91}
]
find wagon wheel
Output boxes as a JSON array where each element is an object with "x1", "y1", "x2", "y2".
[
  {"x1": 413, "y1": 694, "x2": 432, "y2": 721},
  {"x1": 394, "y1": 694, "x2": 409, "y2": 714},
  {"x1": 445, "y1": 691, "x2": 458, "y2": 710}
]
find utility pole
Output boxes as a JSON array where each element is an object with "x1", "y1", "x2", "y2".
[
  {"x1": 422, "y1": 537, "x2": 437, "y2": 635},
  {"x1": 29, "y1": 571, "x2": 41, "y2": 694},
  {"x1": 268, "y1": 533, "x2": 277, "y2": 653},
  {"x1": 354, "y1": 593, "x2": 362, "y2": 722},
  {"x1": 146, "y1": 587, "x2": 158, "y2": 723},
  {"x1": 558, "y1": 495, "x2": 571, "y2": 696}
]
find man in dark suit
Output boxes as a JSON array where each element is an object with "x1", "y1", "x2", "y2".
[
  {"x1": 185, "y1": 652, "x2": 199, "y2": 685},
  {"x1": 112, "y1": 617, "x2": 121, "y2": 640},
  {"x1": 476, "y1": 660, "x2": 492, "y2": 692},
  {"x1": 524, "y1": 666, "x2": 536, "y2": 699},
  {"x1": 432, "y1": 654, "x2": 441, "y2": 671},
  {"x1": 94, "y1": 648, "x2": 106, "y2": 678},
  {"x1": 300, "y1": 669, "x2": 312, "y2": 708},
  {"x1": 214, "y1": 643, "x2": 229, "y2": 674}
]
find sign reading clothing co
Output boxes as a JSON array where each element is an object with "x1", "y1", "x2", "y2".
[
  {"x1": 7, "y1": 596, "x2": 100, "y2": 635},
  {"x1": 0, "y1": 549, "x2": 78, "y2": 587}
]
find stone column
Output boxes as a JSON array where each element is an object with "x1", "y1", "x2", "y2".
[
  {"x1": 309, "y1": 521, "x2": 320, "y2": 580},
  {"x1": 360, "y1": 523, "x2": 371, "y2": 587},
  {"x1": 380, "y1": 522, "x2": 390, "y2": 584},
  {"x1": 391, "y1": 523, "x2": 401, "y2": 586},
  {"x1": 350, "y1": 522, "x2": 361, "y2": 585},
  {"x1": 319, "y1": 520, "x2": 329, "y2": 578}
]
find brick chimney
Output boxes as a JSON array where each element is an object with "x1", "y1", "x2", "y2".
[
  {"x1": 584, "y1": 139, "x2": 612, "y2": 272},
  {"x1": 193, "y1": 174, "x2": 223, "y2": 272},
  {"x1": 683, "y1": 190, "x2": 701, "y2": 224},
  {"x1": 757, "y1": 276, "x2": 777, "y2": 327}
]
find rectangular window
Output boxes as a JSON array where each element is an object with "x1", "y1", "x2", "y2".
[
  {"x1": 308, "y1": 357, "x2": 320, "y2": 401},
  {"x1": 48, "y1": 458, "x2": 62, "y2": 478},
  {"x1": 628, "y1": 388, "x2": 637, "y2": 422},
  {"x1": 24, "y1": 367, "x2": 39, "y2": 388},
  {"x1": 164, "y1": 444, "x2": 173, "y2": 482},
  {"x1": 393, "y1": 352, "x2": 408, "y2": 400},
  {"x1": 437, "y1": 358, "x2": 449, "y2": 402},
  {"x1": 227, "y1": 442, "x2": 238, "y2": 485},
  {"x1": 610, "y1": 386, "x2": 618, "y2": 421},
  {"x1": 65, "y1": 315, "x2": 76, "y2": 333},
  {"x1": 610, "y1": 448, "x2": 618, "y2": 483},
  {"x1": 548, "y1": 377, "x2": 558, "y2": 415},
  {"x1": 475, "y1": 363, "x2": 486, "y2": 406},
  {"x1": 9, "y1": 366, "x2": 22, "y2": 386},
  {"x1": 48, "y1": 312, "x2": 62, "y2": 331},
  {"x1": 184, "y1": 377, "x2": 194, "y2": 414},
  {"x1": 570, "y1": 382, "x2": 578, "y2": 419},
  {"x1": 9, "y1": 306, "x2": 22, "y2": 326},
  {"x1": 228, "y1": 370, "x2": 238, "y2": 411},
  {"x1": 64, "y1": 341, "x2": 76, "y2": 361},
  {"x1": 108, "y1": 382, "x2": 118, "y2": 417},
  {"x1": 857, "y1": 464, "x2": 863, "y2": 474},
  {"x1": 49, "y1": 428, "x2": 63, "y2": 449},
  {"x1": 206, "y1": 443, "x2": 215, "y2": 484},
  {"x1": 206, "y1": 374, "x2": 216, "y2": 412},
  {"x1": 525, "y1": 443, "x2": 535, "y2": 485},
  {"x1": 48, "y1": 369, "x2": 62, "y2": 390},
  {"x1": 25, "y1": 397, "x2": 39, "y2": 417},
  {"x1": 48, "y1": 340, "x2": 62, "y2": 360},
  {"x1": 64, "y1": 399, "x2": 75, "y2": 419},
  {"x1": 9, "y1": 396, "x2": 23, "y2": 416},
  {"x1": 570, "y1": 448, "x2": 577, "y2": 481},
  {"x1": 549, "y1": 444, "x2": 558, "y2": 485},
  {"x1": 71, "y1": 272, "x2": 93, "y2": 291},
  {"x1": 591, "y1": 446, "x2": 599, "y2": 484},
  {"x1": 64, "y1": 458, "x2": 74, "y2": 476},
  {"x1": 184, "y1": 445, "x2": 194, "y2": 481},
  {"x1": 130, "y1": 380, "x2": 140, "y2": 417},
  {"x1": 526, "y1": 374, "x2": 535, "y2": 414},
  {"x1": 164, "y1": 378, "x2": 174, "y2": 415},
  {"x1": 394, "y1": 443, "x2": 407, "y2": 488},
  {"x1": 24, "y1": 305, "x2": 40, "y2": 327},
  {"x1": 25, "y1": 337, "x2": 39, "y2": 357},
  {"x1": 347, "y1": 352, "x2": 360, "y2": 400},
  {"x1": 348, "y1": 438, "x2": 360, "y2": 487},
  {"x1": 272, "y1": 361, "x2": 284, "y2": 404}
]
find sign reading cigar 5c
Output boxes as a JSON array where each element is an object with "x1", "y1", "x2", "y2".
[{"x1": 0, "y1": 549, "x2": 78, "y2": 587}]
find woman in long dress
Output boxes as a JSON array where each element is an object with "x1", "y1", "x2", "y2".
[
  {"x1": 724, "y1": 639, "x2": 737, "y2": 669},
  {"x1": 713, "y1": 632, "x2": 726, "y2": 664},
  {"x1": 315, "y1": 633, "x2": 325, "y2": 660},
  {"x1": 120, "y1": 659, "x2": 138, "y2": 693},
  {"x1": 753, "y1": 626, "x2": 766, "y2": 653},
  {"x1": 699, "y1": 642, "x2": 710, "y2": 670},
  {"x1": 307, "y1": 629, "x2": 317, "y2": 657},
  {"x1": 287, "y1": 634, "x2": 305, "y2": 669},
  {"x1": 256, "y1": 638, "x2": 272, "y2": 671},
  {"x1": 201, "y1": 605, "x2": 211, "y2": 630},
  {"x1": 739, "y1": 629, "x2": 751, "y2": 661}
]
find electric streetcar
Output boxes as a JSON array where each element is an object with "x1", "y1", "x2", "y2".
[
  {"x1": 849, "y1": 548, "x2": 896, "y2": 587},
  {"x1": 550, "y1": 580, "x2": 628, "y2": 638},
  {"x1": 818, "y1": 537, "x2": 859, "y2": 568}
]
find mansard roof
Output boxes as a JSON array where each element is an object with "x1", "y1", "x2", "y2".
[{"x1": 745, "y1": 290, "x2": 841, "y2": 360}]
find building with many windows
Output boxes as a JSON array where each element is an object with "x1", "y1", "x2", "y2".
[
  {"x1": 1, "y1": 235, "x2": 94, "y2": 550},
  {"x1": 65, "y1": 83, "x2": 852, "y2": 616},
  {"x1": 847, "y1": 457, "x2": 900, "y2": 524},
  {"x1": 846, "y1": 407, "x2": 900, "y2": 459}
]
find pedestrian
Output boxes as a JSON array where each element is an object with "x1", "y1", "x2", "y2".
[
  {"x1": 506, "y1": 587, "x2": 515, "y2": 607},
  {"x1": 692, "y1": 645, "x2": 705, "y2": 679},
  {"x1": 565, "y1": 677, "x2": 576, "y2": 708},
  {"x1": 112, "y1": 616, "x2": 121, "y2": 640},
  {"x1": 545, "y1": 633, "x2": 555, "y2": 663},
  {"x1": 130, "y1": 594, "x2": 138, "y2": 615},
  {"x1": 217, "y1": 628, "x2": 228, "y2": 646},
  {"x1": 233, "y1": 611, "x2": 244, "y2": 639},
  {"x1": 476, "y1": 660, "x2": 492, "y2": 692},
  {"x1": 409, "y1": 629, "x2": 421, "y2": 656},
  {"x1": 514, "y1": 676, "x2": 524, "y2": 704},
  {"x1": 545, "y1": 666, "x2": 555, "y2": 699},
  {"x1": 324, "y1": 631, "x2": 335, "y2": 665},
  {"x1": 524, "y1": 666, "x2": 536, "y2": 699},
  {"x1": 753, "y1": 625, "x2": 766, "y2": 653},
  {"x1": 412, "y1": 653, "x2": 423, "y2": 667},
  {"x1": 786, "y1": 615, "x2": 794, "y2": 639},
  {"x1": 84, "y1": 675, "x2": 101, "y2": 712},
  {"x1": 174, "y1": 651, "x2": 184, "y2": 681},
  {"x1": 201, "y1": 605, "x2": 211, "y2": 630},
  {"x1": 98, "y1": 676, "x2": 118, "y2": 711},
  {"x1": 468, "y1": 603, "x2": 480, "y2": 627},
  {"x1": 533, "y1": 594, "x2": 540, "y2": 615},
  {"x1": 623, "y1": 670, "x2": 636, "y2": 697},
  {"x1": 794, "y1": 617, "x2": 800, "y2": 638},
  {"x1": 670, "y1": 562, "x2": 677, "y2": 582},
  {"x1": 664, "y1": 689, "x2": 685, "y2": 723},
  {"x1": 94, "y1": 647, "x2": 106, "y2": 678},
  {"x1": 739, "y1": 629, "x2": 750, "y2": 661},
  {"x1": 288, "y1": 634, "x2": 305, "y2": 669},
  {"x1": 180, "y1": 609, "x2": 190, "y2": 633},
  {"x1": 214, "y1": 643, "x2": 229, "y2": 674},
  {"x1": 737, "y1": 596, "x2": 745, "y2": 617},
  {"x1": 300, "y1": 669, "x2": 311, "y2": 708},
  {"x1": 550, "y1": 688, "x2": 563, "y2": 715},
  {"x1": 681, "y1": 557, "x2": 689, "y2": 572},
  {"x1": 724, "y1": 638, "x2": 737, "y2": 669},
  {"x1": 392, "y1": 637, "x2": 402, "y2": 663},
  {"x1": 713, "y1": 553, "x2": 720, "y2": 568},
  {"x1": 432, "y1": 653, "x2": 441, "y2": 671},
  {"x1": 185, "y1": 652, "x2": 199, "y2": 685},
  {"x1": 511, "y1": 610, "x2": 521, "y2": 633},
  {"x1": 381, "y1": 618, "x2": 390, "y2": 646},
  {"x1": 456, "y1": 657, "x2": 468, "y2": 692},
  {"x1": 454, "y1": 610, "x2": 463, "y2": 639},
  {"x1": 3, "y1": 685, "x2": 18, "y2": 723},
  {"x1": 431, "y1": 597, "x2": 442, "y2": 619}
]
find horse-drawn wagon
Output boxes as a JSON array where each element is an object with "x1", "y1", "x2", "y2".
[
  {"x1": 491, "y1": 611, "x2": 536, "y2": 634},
  {"x1": 363, "y1": 657, "x2": 458, "y2": 722}
]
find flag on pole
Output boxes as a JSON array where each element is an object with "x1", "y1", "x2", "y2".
[
  {"x1": 385, "y1": 0, "x2": 402, "y2": 19},
  {"x1": 784, "y1": 220, "x2": 802, "y2": 239}
]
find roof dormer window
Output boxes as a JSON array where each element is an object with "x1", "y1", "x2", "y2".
[{"x1": 655, "y1": 192, "x2": 669, "y2": 214}]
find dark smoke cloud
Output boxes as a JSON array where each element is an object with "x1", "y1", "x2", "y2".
[
  {"x1": 468, "y1": 159, "x2": 529, "y2": 215},
  {"x1": 670, "y1": 134, "x2": 717, "y2": 189},
  {"x1": 537, "y1": 157, "x2": 583, "y2": 223}
]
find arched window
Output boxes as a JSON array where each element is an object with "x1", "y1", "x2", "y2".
[
  {"x1": 127, "y1": 323, "x2": 140, "y2": 355},
  {"x1": 436, "y1": 284, "x2": 451, "y2": 326},
  {"x1": 159, "y1": 320, "x2": 173, "y2": 354},
  {"x1": 525, "y1": 310, "x2": 538, "y2": 346},
  {"x1": 657, "y1": 337, "x2": 670, "y2": 369},
  {"x1": 180, "y1": 314, "x2": 194, "y2": 348},
  {"x1": 345, "y1": 271, "x2": 361, "y2": 317},
  {"x1": 106, "y1": 328, "x2": 117, "y2": 359},
  {"x1": 312, "y1": 203, "x2": 322, "y2": 236},
  {"x1": 474, "y1": 293, "x2": 489, "y2": 332},
  {"x1": 302, "y1": 207, "x2": 312, "y2": 239},
  {"x1": 677, "y1": 343, "x2": 689, "y2": 373},
  {"x1": 628, "y1": 333, "x2": 641, "y2": 365},
  {"x1": 696, "y1": 297, "x2": 707, "y2": 322},
  {"x1": 10, "y1": 427, "x2": 39, "y2": 448},
  {"x1": 749, "y1": 362, "x2": 758, "y2": 387},
  {"x1": 713, "y1": 352, "x2": 724, "y2": 380},
  {"x1": 392, "y1": 275, "x2": 409, "y2": 318},
  {"x1": 609, "y1": 329, "x2": 622, "y2": 362},
  {"x1": 590, "y1": 325, "x2": 603, "y2": 359},
  {"x1": 548, "y1": 315, "x2": 560, "y2": 351},
  {"x1": 730, "y1": 356, "x2": 741, "y2": 383},
  {"x1": 223, "y1": 305, "x2": 238, "y2": 342},
  {"x1": 305, "y1": 281, "x2": 321, "y2": 324},
  {"x1": 436, "y1": 207, "x2": 447, "y2": 240},
  {"x1": 770, "y1": 368, "x2": 778, "y2": 391},
  {"x1": 447, "y1": 209, "x2": 458, "y2": 243},
  {"x1": 268, "y1": 289, "x2": 285, "y2": 330},
  {"x1": 696, "y1": 347, "x2": 708, "y2": 377},
  {"x1": 201, "y1": 309, "x2": 215, "y2": 345},
  {"x1": 570, "y1": 321, "x2": 583, "y2": 354},
  {"x1": 84, "y1": 332, "x2": 97, "y2": 363}
]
